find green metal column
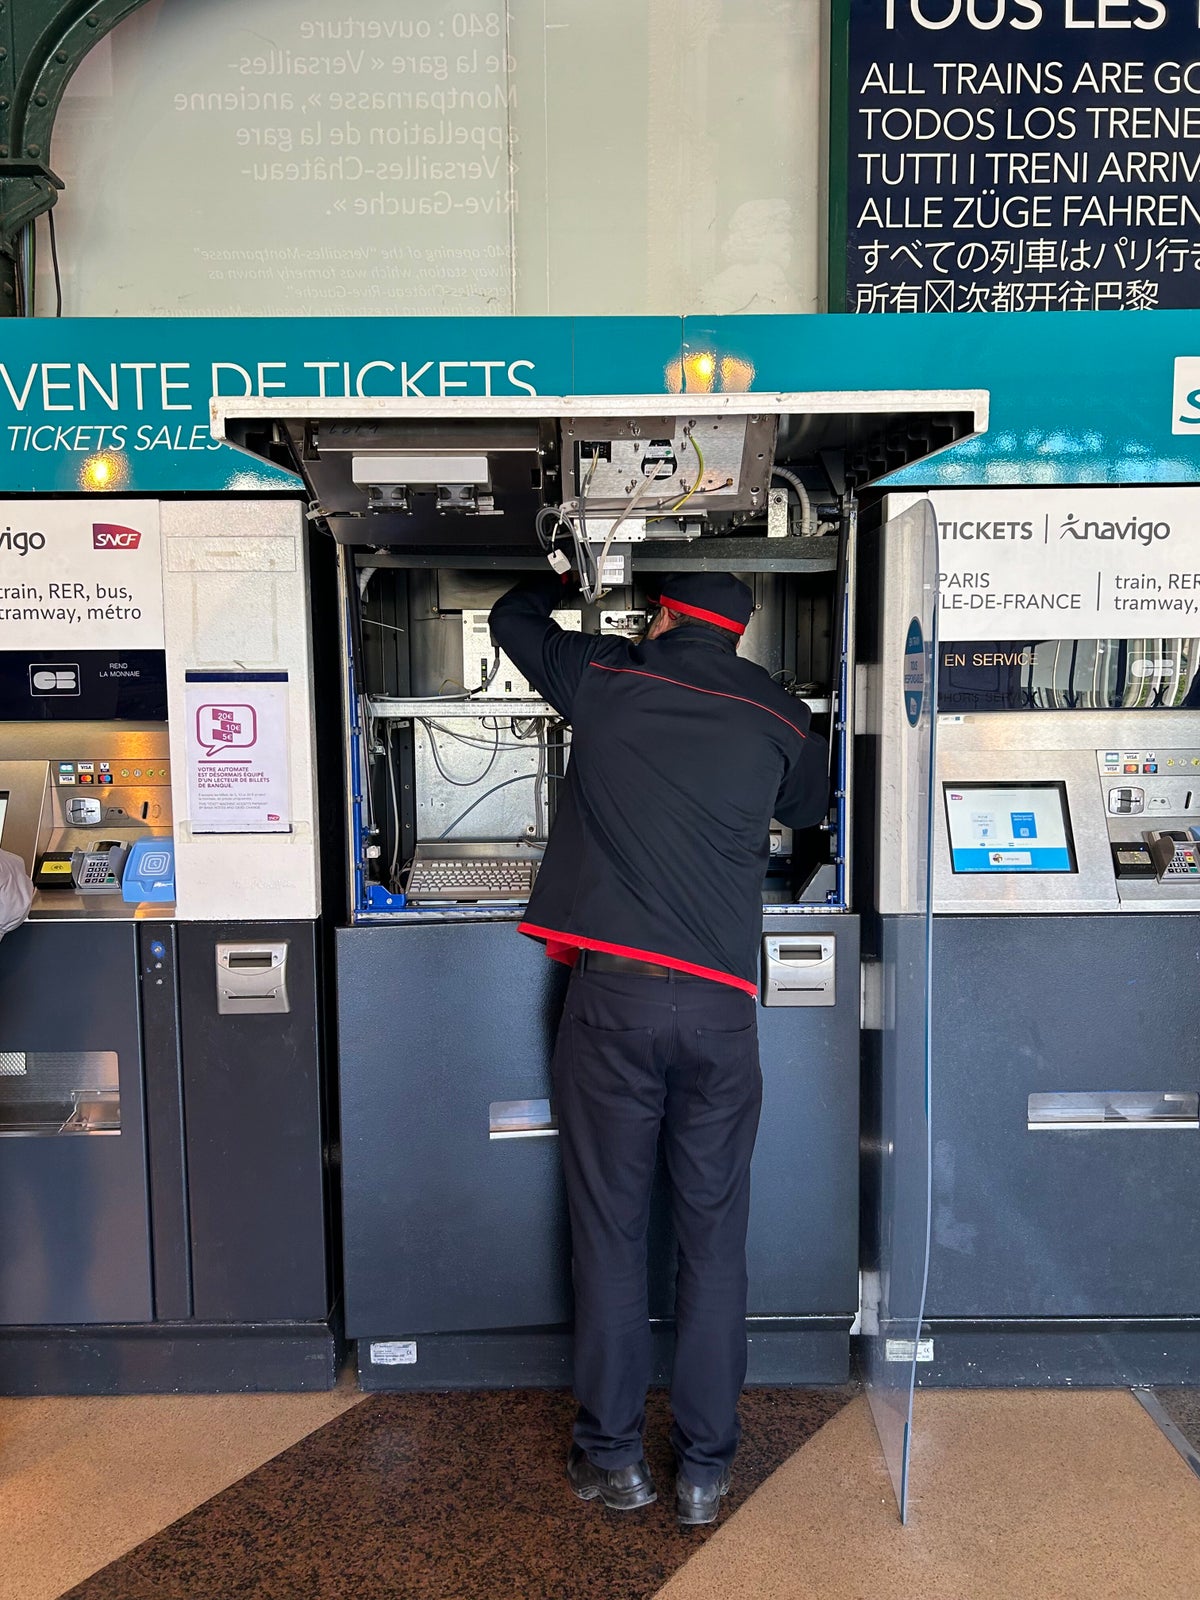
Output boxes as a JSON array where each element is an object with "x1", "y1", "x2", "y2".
[
  {"x1": 0, "y1": 0, "x2": 151, "y2": 315},
  {"x1": 825, "y1": 0, "x2": 851, "y2": 316}
]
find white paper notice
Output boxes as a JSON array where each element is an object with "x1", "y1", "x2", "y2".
[
  {"x1": 185, "y1": 672, "x2": 291, "y2": 834},
  {"x1": 894, "y1": 488, "x2": 1200, "y2": 642}
]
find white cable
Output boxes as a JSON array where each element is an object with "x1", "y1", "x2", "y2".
[
  {"x1": 437, "y1": 771, "x2": 561, "y2": 840},
  {"x1": 385, "y1": 723, "x2": 401, "y2": 889},
  {"x1": 393, "y1": 649, "x2": 501, "y2": 703},
  {"x1": 772, "y1": 466, "x2": 815, "y2": 538},
  {"x1": 533, "y1": 723, "x2": 547, "y2": 834},
  {"x1": 421, "y1": 716, "x2": 502, "y2": 787},
  {"x1": 361, "y1": 711, "x2": 378, "y2": 834},
  {"x1": 421, "y1": 718, "x2": 536, "y2": 753},
  {"x1": 571, "y1": 514, "x2": 599, "y2": 598},
  {"x1": 578, "y1": 467, "x2": 664, "y2": 602},
  {"x1": 569, "y1": 452, "x2": 604, "y2": 598}
]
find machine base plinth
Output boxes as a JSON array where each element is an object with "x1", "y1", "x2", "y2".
[
  {"x1": 0, "y1": 1320, "x2": 344, "y2": 1394},
  {"x1": 876, "y1": 1321, "x2": 1200, "y2": 1388},
  {"x1": 355, "y1": 1320, "x2": 852, "y2": 1391}
]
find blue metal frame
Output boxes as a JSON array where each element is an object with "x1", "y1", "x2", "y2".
[{"x1": 831, "y1": 550, "x2": 851, "y2": 910}]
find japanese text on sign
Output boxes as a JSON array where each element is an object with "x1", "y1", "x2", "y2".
[{"x1": 847, "y1": 2, "x2": 1200, "y2": 313}]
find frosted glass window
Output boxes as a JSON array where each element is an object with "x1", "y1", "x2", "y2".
[{"x1": 35, "y1": 0, "x2": 823, "y2": 318}]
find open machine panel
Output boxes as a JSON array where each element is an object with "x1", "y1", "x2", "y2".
[{"x1": 213, "y1": 390, "x2": 986, "y2": 924}]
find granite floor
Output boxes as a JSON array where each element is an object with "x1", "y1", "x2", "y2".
[
  {"x1": 57, "y1": 1386, "x2": 855, "y2": 1600},
  {"x1": 1153, "y1": 1387, "x2": 1200, "y2": 1456},
  {"x1": 10, "y1": 1382, "x2": 1200, "y2": 1600}
]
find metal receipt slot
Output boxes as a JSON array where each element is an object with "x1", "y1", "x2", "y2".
[
  {"x1": 215, "y1": 943, "x2": 290, "y2": 1015},
  {"x1": 762, "y1": 935, "x2": 836, "y2": 1007}
]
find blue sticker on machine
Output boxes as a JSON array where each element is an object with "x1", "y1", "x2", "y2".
[{"x1": 903, "y1": 616, "x2": 925, "y2": 728}]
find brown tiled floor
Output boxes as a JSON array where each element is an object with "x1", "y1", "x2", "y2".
[{"x1": 63, "y1": 1386, "x2": 855, "y2": 1600}]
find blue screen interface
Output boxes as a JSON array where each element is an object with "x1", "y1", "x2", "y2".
[{"x1": 945, "y1": 784, "x2": 1075, "y2": 874}]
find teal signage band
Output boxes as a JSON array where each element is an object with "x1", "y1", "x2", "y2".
[{"x1": 1, "y1": 310, "x2": 1200, "y2": 493}]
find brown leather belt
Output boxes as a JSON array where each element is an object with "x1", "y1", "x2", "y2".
[{"x1": 578, "y1": 949, "x2": 672, "y2": 979}]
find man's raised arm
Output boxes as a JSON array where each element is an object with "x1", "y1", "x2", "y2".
[{"x1": 489, "y1": 577, "x2": 600, "y2": 720}]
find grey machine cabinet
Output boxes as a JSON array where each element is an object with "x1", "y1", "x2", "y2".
[
  {"x1": 0, "y1": 921, "x2": 153, "y2": 1326},
  {"x1": 928, "y1": 914, "x2": 1200, "y2": 1322},
  {"x1": 0, "y1": 916, "x2": 339, "y2": 1393},
  {"x1": 178, "y1": 920, "x2": 332, "y2": 1325},
  {"x1": 339, "y1": 914, "x2": 860, "y2": 1389}
]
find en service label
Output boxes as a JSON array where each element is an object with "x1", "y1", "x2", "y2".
[{"x1": 903, "y1": 616, "x2": 925, "y2": 728}]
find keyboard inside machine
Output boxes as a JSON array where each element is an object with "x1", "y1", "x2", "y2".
[{"x1": 404, "y1": 844, "x2": 540, "y2": 905}]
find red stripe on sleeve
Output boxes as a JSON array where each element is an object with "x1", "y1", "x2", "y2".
[{"x1": 588, "y1": 663, "x2": 807, "y2": 740}]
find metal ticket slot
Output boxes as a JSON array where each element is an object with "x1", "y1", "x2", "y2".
[
  {"x1": 762, "y1": 934, "x2": 836, "y2": 1006},
  {"x1": 215, "y1": 943, "x2": 290, "y2": 1015}
]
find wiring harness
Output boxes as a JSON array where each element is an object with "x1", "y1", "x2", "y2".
[{"x1": 537, "y1": 432, "x2": 707, "y2": 602}]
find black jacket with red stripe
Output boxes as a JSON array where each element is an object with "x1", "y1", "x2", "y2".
[{"x1": 489, "y1": 578, "x2": 830, "y2": 994}]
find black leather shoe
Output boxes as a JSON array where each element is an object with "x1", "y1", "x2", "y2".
[
  {"x1": 676, "y1": 1467, "x2": 731, "y2": 1526},
  {"x1": 566, "y1": 1444, "x2": 657, "y2": 1511}
]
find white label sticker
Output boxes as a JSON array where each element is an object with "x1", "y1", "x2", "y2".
[
  {"x1": 600, "y1": 551, "x2": 627, "y2": 586},
  {"x1": 885, "y1": 1337, "x2": 934, "y2": 1363},
  {"x1": 370, "y1": 1340, "x2": 417, "y2": 1366}
]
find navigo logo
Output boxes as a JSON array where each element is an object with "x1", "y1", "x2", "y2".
[
  {"x1": 1172, "y1": 358, "x2": 1200, "y2": 434},
  {"x1": 0, "y1": 526, "x2": 45, "y2": 555},
  {"x1": 93, "y1": 523, "x2": 141, "y2": 551}
]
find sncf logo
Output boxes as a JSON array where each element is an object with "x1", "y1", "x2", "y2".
[
  {"x1": 92, "y1": 523, "x2": 141, "y2": 551},
  {"x1": 1172, "y1": 357, "x2": 1200, "y2": 434}
]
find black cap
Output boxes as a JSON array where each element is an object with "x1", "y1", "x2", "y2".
[{"x1": 657, "y1": 572, "x2": 753, "y2": 636}]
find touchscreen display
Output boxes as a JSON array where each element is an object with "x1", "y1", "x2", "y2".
[{"x1": 944, "y1": 782, "x2": 1077, "y2": 874}]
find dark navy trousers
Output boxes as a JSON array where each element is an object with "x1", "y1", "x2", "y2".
[{"x1": 551, "y1": 965, "x2": 762, "y2": 1488}]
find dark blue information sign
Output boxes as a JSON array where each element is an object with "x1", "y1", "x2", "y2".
[{"x1": 845, "y1": 0, "x2": 1200, "y2": 312}]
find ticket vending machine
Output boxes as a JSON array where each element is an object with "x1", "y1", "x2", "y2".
[
  {"x1": 216, "y1": 387, "x2": 986, "y2": 1388},
  {"x1": 0, "y1": 724, "x2": 175, "y2": 1330},
  {"x1": 0, "y1": 499, "x2": 338, "y2": 1394},
  {"x1": 872, "y1": 495, "x2": 1200, "y2": 1387}
]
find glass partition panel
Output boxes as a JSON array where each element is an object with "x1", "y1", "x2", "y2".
[
  {"x1": 863, "y1": 498, "x2": 938, "y2": 1522},
  {"x1": 37, "y1": 0, "x2": 823, "y2": 318}
]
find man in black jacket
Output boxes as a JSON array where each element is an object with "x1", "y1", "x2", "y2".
[{"x1": 489, "y1": 571, "x2": 828, "y2": 1525}]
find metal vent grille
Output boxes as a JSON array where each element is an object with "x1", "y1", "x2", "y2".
[{"x1": 0, "y1": 1053, "x2": 27, "y2": 1077}]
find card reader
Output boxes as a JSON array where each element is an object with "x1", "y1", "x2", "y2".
[
  {"x1": 1110, "y1": 841, "x2": 1156, "y2": 880},
  {"x1": 34, "y1": 851, "x2": 75, "y2": 890},
  {"x1": 71, "y1": 843, "x2": 129, "y2": 894},
  {"x1": 121, "y1": 837, "x2": 176, "y2": 904},
  {"x1": 1143, "y1": 828, "x2": 1200, "y2": 880}
]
